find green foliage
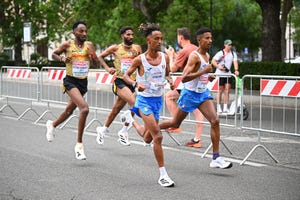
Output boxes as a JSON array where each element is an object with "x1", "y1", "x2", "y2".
[{"x1": 239, "y1": 61, "x2": 300, "y2": 90}]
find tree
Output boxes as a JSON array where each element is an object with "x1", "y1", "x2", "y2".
[
  {"x1": 0, "y1": 0, "x2": 73, "y2": 63},
  {"x1": 280, "y1": 0, "x2": 294, "y2": 60},
  {"x1": 256, "y1": 0, "x2": 294, "y2": 61}
]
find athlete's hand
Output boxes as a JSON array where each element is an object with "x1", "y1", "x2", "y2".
[
  {"x1": 208, "y1": 75, "x2": 215, "y2": 82},
  {"x1": 108, "y1": 68, "x2": 116, "y2": 75},
  {"x1": 205, "y1": 64, "x2": 213, "y2": 73},
  {"x1": 136, "y1": 83, "x2": 145, "y2": 92}
]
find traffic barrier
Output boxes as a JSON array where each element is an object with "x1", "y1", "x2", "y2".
[
  {"x1": 84, "y1": 70, "x2": 117, "y2": 131},
  {"x1": 240, "y1": 75, "x2": 300, "y2": 165},
  {"x1": 260, "y1": 79, "x2": 300, "y2": 97},
  {"x1": 0, "y1": 66, "x2": 40, "y2": 120},
  {"x1": 34, "y1": 67, "x2": 71, "y2": 125}
]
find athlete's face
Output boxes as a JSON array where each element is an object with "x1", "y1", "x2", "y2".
[
  {"x1": 73, "y1": 24, "x2": 87, "y2": 43},
  {"x1": 122, "y1": 30, "x2": 134, "y2": 46},
  {"x1": 198, "y1": 32, "x2": 212, "y2": 50},
  {"x1": 147, "y1": 30, "x2": 163, "y2": 52}
]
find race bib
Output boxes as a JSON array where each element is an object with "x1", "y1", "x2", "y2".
[
  {"x1": 121, "y1": 58, "x2": 132, "y2": 73},
  {"x1": 196, "y1": 76, "x2": 208, "y2": 93},
  {"x1": 72, "y1": 61, "x2": 89, "y2": 77}
]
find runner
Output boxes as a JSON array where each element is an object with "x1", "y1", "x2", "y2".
[
  {"x1": 123, "y1": 23, "x2": 175, "y2": 187},
  {"x1": 159, "y1": 27, "x2": 233, "y2": 169},
  {"x1": 96, "y1": 26, "x2": 143, "y2": 146},
  {"x1": 46, "y1": 21, "x2": 102, "y2": 160}
]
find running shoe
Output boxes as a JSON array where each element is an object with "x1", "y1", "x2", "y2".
[
  {"x1": 74, "y1": 143, "x2": 86, "y2": 160},
  {"x1": 209, "y1": 157, "x2": 232, "y2": 169},
  {"x1": 46, "y1": 120, "x2": 55, "y2": 142},
  {"x1": 223, "y1": 108, "x2": 229, "y2": 113},
  {"x1": 166, "y1": 127, "x2": 181, "y2": 133},
  {"x1": 217, "y1": 107, "x2": 223, "y2": 114},
  {"x1": 96, "y1": 126, "x2": 108, "y2": 145},
  {"x1": 117, "y1": 130, "x2": 130, "y2": 146},
  {"x1": 158, "y1": 175, "x2": 175, "y2": 187},
  {"x1": 185, "y1": 139, "x2": 202, "y2": 148}
]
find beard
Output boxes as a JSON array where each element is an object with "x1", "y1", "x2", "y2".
[{"x1": 124, "y1": 38, "x2": 133, "y2": 46}]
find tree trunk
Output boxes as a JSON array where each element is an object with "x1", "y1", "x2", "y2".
[
  {"x1": 132, "y1": 0, "x2": 173, "y2": 22},
  {"x1": 14, "y1": 36, "x2": 23, "y2": 64},
  {"x1": 280, "y1": 0, "x2": 293, "y2": 61},
  {"x1": 256, "y1": 0, "x2": 281, "y2": 61}
]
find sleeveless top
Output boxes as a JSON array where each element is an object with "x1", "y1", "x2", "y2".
[
  {"x1": 65, "y1": 40, "x2": 90, "y2": 79},
  {"x1": 137, "y1": 52, "x2": 166, "y2": 97},
  {"x1": 183, "y1": 51, "x2": 209, "y2": 93},
  {"x1": 114, "y1": 44, "x2": 140, "y2": 79}
]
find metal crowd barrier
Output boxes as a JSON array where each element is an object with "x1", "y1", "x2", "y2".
[
  {"x1": 240, "y1": 75, "x2": 300, "y2": 165},
  {"x1": 2, "y1": 65, "x2": 300, "y2": 166},
  {"x1": 84, "y1": 69, "x2": 117, "y2": 131},
  {"x1": 35, "y1": 66, "x2": 69, "y2": 124},
  {"x1": 0, "y1": 66, "x2": 40, "y2": 120}
]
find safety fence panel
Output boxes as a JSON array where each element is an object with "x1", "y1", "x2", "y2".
[
  {"x1": 83, "y1": 69, "x2": 117, "y2": 130},
  {"x1": 239, "y1": 75, "x2": 300, "y2": 165},
  {"x1": 241, "y1": 75, "x2": 300, "y2": 136},
  {"x1": 40, "y1": 67, "x2": 68, "y2": 104},
  {"x1": 0, "y1": 66, "x2": 40, "y2": 120}
]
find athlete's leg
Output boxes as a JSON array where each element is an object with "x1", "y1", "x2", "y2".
[
  {"x1": 66, "y1": 88, "x2": 89, "y2": 143},
  {"x1": 164, "y1": 90, "x2": 179, "y2": 117}
]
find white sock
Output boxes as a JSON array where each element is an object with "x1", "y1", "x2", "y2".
[
  {"x1": 159, "y1": 166, "x2": 167, "y2": 177},
  {"x1": 224, "y1": 104, "x2": 228, "y2": 110},
  {"x1": 121, "y1": 126, "x2": 127, "y2": 133},
  {"x1": 217, "y1": 104, "x2": 222, "y2": 110}
]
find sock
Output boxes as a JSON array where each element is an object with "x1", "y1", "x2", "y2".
[
  {"x1": 159, "y1": 166, "x2": 167, "y2": 177},
  {"x1": 76, "y1": 142, "x2": 83, "y2": 148},
  {"x1": 224, "y1": 104, "x2": 228, "y2": 110},
  {"x1": 193, "y1": 138, "x2": 199, "y2": 142},
  {"x1": 213, "y1": 152, "x2": 220, "y2": 160},
  {"x1": 217, "y1": 104, "x2": 221, "y2": 109},
  {"x1": 121, "y1": 126, "x2": 127, "y2": 133}
]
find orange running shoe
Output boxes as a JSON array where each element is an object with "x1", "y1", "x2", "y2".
[
  {"x1": 186, "y1": 139, "x2": 202, "y2": 148},
  {"x1": 166, "y1": 127, "x2": 182, "y2": 133}
]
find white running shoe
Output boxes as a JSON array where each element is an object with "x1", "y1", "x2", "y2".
[
  {"x1": 46, "y1": 120, "x2": 55, "y2": 142},
  {"x1": 223, "y1": 108, "x2": 229, "y2": 113},
  {"x1": 210, "y1": 157, "x2": 232, "y2": 169},
  {"x1": 158, "y1": 175, "x2": 175, "y2": 187},
  {"x1": 74, "y1": 143, "x2": 86, "y2": 160},
  {"x1": 217, "y1": 107, "x2": 223, "y2": 114},
  {"x1": 96, "y1": 126, "x2": 108, "y2": 145},
  {"x1": 120, "y1": 110, "x2": 134, "y2": 125},
  {"x1": 117, "y1": 130, "x2": 130, "y2": 146}
]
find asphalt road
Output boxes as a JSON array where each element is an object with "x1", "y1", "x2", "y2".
[{"x1": 0, "y1": 102, "x2": 300, "y2": 200}]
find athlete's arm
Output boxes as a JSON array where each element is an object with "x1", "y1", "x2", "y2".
[
  {"x1": 123, "y1": 56, "x2": 145, "y2": 92},
  {"x1": 98, "y1": 44, "x2": 118, "y2": 74},
  {"x1": 52, "y1": 41, "x2": 71, "y2": 63},
  {"x1": 164, "y1": 53, "x2": 174, "y2": 90}
]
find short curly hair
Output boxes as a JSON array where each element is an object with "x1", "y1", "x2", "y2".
[{"x1": 139, "y1": 23, "x2": 161, "y2": 38}]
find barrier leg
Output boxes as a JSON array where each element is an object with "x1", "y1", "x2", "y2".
[
  {"x1": 240, "y1": 144, "x2": 279, "y2": 165},
  {"x1": 240, "y1": 130, "x2": 279, "y2": 165},
  {"x1": 34, "y1": 110, "x2": 56, "y2": 124},
  {"x1": 17, "y1": 107, "x2": 40, "y2": 120},
  {"x1": 201, "y1": 139, "x2": 233, "y2": 158},
  {"x1": 163, "y1": 131, "x2": 181, "y2": 145},
  {"x1": 59, "y1": 114, "x2": 78, "y2": 129},
  {"x1": 84, "y1": 118, "x2": 102, "y2": 131},
  {"x1": 0, "y1": 104, "x2": 19, "y2": 116}
]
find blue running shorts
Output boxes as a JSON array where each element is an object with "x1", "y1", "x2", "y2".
[
  {"x1": 132, "y1": 95, "x2": 163, "y2": 120},
  {"x1": 177, "y1": 88, "x2": 213, "y2": 113}
]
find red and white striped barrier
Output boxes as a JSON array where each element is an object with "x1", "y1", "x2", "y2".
[
  {"x1": 95, "y1": 72, "x2": 115, "y2": 85},
  {"x1": 7, "y1": 69, "x2": 31, "y2": 79},
  {"x1": 169, "y1": 76, "x2": 219, "y2": 91},
  {"x1": 48, "y1": 69, "x2": 66, "y2": 81},
  {"x1": 261, "y1": 79, "x2": 300, "y2": 97}
]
